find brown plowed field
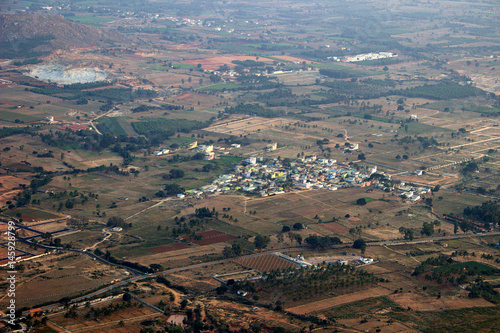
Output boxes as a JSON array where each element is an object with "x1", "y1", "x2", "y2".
[
  {"x1": 235, "y1": 254, "x2": 297, "y2": 272},
  {"x1": 190, "y1": 230, "x2": 237, "y2": 246},
  {"x1": 286, "y1": 287, "x2": 392, "y2": 314},
  {"x1": 149, "y1": 243, "x2": 190, "y2": 253},
  {"x1": 321, "y1": 222, "x2": 350, "y2": 233}
]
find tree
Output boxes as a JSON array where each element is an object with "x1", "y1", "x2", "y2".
[
  {"x1": 293, "y1": 222, "x2": 304, "y2": 230},
  {"x1": 358, "y1": 153, "x2": 366, "y2": 160},
  {"x1": 223, "y1": 246, "x2": 233, "y2": 258},
  {"x1": 383, "y1": 66, "x2": 389, "y2": 71},
  {"x1": 107, "y1": 216, "x2": 125, "y2": 228},
  {"x1": 353, "y1": 238, "x2": 367, "y2": 254},
  {"x1": 356, "y1": 198, "x2": 367, "y2": 206},
  {"x1": 421, "y1": 222, "x2": 434, "y2": 236},
  {"x1": 123, "y1": 293, "x2": 132, "y2": 302},
  {"x1": 281, "y1": 225, "x2": 290, "y2": 232},
  {"x1": 232, "y1": 243, "x2": 242, "y2": 256},
  {"x1": 304, "y1": 235, "x2": 342, "y2": 249},
  {"x1": 254, "y1": 235, "x2": 270, "y2": 250},
  {"x1": 404, "y1": 229, "x2": 414, "y2": 241}
]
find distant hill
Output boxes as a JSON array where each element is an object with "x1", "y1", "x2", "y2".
[{"x1": 0, "y1": 13, "x2": 130, "y2": 58}]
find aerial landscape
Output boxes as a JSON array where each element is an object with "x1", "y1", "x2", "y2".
[{"x1": 0, "y1": 0, "x2": 499, "y2": 332}]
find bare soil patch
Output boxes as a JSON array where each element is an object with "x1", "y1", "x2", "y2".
[{"x1": 321, "y1": 222, "x2": 350, "y2": 233}]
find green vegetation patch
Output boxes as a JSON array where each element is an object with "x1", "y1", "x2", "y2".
[
  {"x1": 322, "y1": 296, "x2": 403, "y2": 319},
  {"x1": 171, "y1": 63, "x2": 198, "y2": 69},
  {"x1": 433, "y1": 261, "x2": 500, "y2": 276},
  {"x1": 389, "y1": 307, "x2": 500, "y2": 333},
  {"x1": 66, "y1": 15, "x2": 112, "y2": 26},
  {"x1": 132, "y1": 118, "x2": 205, "y2": 139},
  {"x1": 0, "y1": 110, "x2": 44, "y2": 123},
  {"x1": 319, "y1": 67, "x2": 382, "y2": 78},
  {"x1": 199, "y1": 83, "x2": 240, "y2": 91},
  {"x1": 97, "y1": 117, "x2": 128, "y2": 136},
  {"x1": 392, "y1": 82, "x2": 487, "y2": 100},
  {"x1": 5, "y1": 208, "x2": 60, "y2": 220}
]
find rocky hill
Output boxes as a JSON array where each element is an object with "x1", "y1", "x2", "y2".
[{"x1": 0, "y1": 13, "x2": 131, "y2": 58}]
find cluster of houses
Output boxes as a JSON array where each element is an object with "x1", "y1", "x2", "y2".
[
  {"x1": 327, "y1": 52, "x2": 397, "y2": 63},
  {"x1": 190, "y1": 155, "x2": 380, "y2": 197},
  {"x1": 396, "y1": 183, "x2": 431, "y2": 203}
]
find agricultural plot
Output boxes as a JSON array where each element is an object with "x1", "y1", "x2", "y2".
[
  {"x1": 183, "y1": 55, "x2": 275, "y2": 71},
  {"x1": 235, "y1": 253, "x2": 298, "y2": 272},
  {"x1": 204, "y1": 116, "x2": 293, "y2": 136},
  {"x1": 49, "y1": 300, "x2": 163, "y2": 333},
  {"x1": 149, "y1": 243, "x2": 191, "y2": 253},
  {"x1": 286, "y1": 287, "x2": 392, "y2": 315},
  {"x1": 189, "y1": 230, "x2": 237, "y2": 246},
  {"x1": 97, "y1": 117, "x2": 133, "y2": 136}
]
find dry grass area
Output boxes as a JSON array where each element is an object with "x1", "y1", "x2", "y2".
[
  {"x1": 286, "y1": 287, "x2": 392, "y2": 315},
  {"x1": 2, "y1": 253, "x2": 127, "y2": 308},
  {"x1": 389, "y1": 292, "x2": 494, "y2": 311},
  {"x1": 205, "y1": 116, "x2": 294, "y2": 136},
  {"x1": 48, "y1": 299, "x2": 163, "y2": 333},
  {"x1": 183, "y1": 55, "x2": 275, "y2": 70}
]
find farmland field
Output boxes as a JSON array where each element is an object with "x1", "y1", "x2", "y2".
[
  {"x1": 235, "y1": 253, "x2": 298, "y2": 272},
  {"x1": 149, "y1": 242, "x2": 191, "y2": 253},
  {"x1": 286, "y1": 287, "x2": 392, "y2": 315},
  {"x1": 183, "y1": 230, "x2": 237, "y2": 246}
]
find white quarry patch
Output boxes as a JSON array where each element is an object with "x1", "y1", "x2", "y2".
[{"x1": 27, "y1": 63, "x2": 109, "y2": 84}]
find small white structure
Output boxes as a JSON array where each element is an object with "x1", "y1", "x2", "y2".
[
  {"x1": 153, "y1": 149, "x2": 169, "y2": 156},
  {"x1": 246, "y1": 156, "x2": 257, "y2": 165},
  {"x1": 111, "y1": 227, "x2": 122, "y2": 232},
  {"x1": 410, "y1": 114, "x2": 418, "y2": 120},
  {"x1": 266, "y1": 142, "x2": 278, "y2": 151},
  {"x1": 360, "y1": 257, "x2": 374, "y2": 264},
  {"x1": 45, "y1": 116, "x2": 54, "y2": 122},
  {"x1": 415, "y1": 170, "x2": 423, "y2": 176},
  {"x1": 177, "y1": 194, "x2": 185, "y2": 199},
  {"x1": 231, "y1": 143, "x2": 241, "y2": 148}
]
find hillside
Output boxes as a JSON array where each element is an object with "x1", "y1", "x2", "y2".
[{"x1": 0, "y1": 13, "x2": 130, "y2": 58}]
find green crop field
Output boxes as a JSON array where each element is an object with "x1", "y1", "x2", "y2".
[
  {"x1": 0, "y1": 110, "x2": 44, "y2": 123},
  {"x1": 97, "y1": 117, "x2": 128, "y2": 136},
  {"x1": 199, "y1": 83, "x2": 240, "y2": 91},
  {"x1": 66, "y1": 15, "x2": 112, "y2": 26}
]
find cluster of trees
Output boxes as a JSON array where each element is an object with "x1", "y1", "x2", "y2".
[
  {"x1": 94, "y1": 248, "x2": 152, "y2": 273},
  {"x1": 106, "y1": 216, "x2": 128, "y2": 229},
  {"x1": 304, "y1": 235, "x2": 342, "y2": 249},
  {"x1": 132, "y1": 118, "x2": 205, "y2": 141},
  {"x1": 222, "y1": 243, "x2": 243, "y2": 258},
  {"x1": 155, "y1": 184, "x2": 184, "y2": 197},
  {"x1": 389, "y1": 82, "x2": 486, "y2": 100},
  {"x1": 29, "y1": 85, "x2": 156, "y2": 103},
  {"x1": 463, "y1": 200, "x2": 499, "y2": 228},
  {"x1": 231, "y1": 59, "x2": 266, "y2": 67},
  {"x1": 224, "y1": 103, "x2": 286, "y2": 118},
  {"x1": 163, "y1": 169, "x2": 185, "y2": 180},
  {"x1": 256, "y1": 264, "x2": 378, "y2": 303}
]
